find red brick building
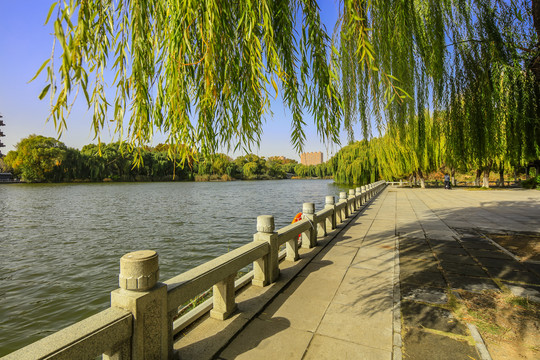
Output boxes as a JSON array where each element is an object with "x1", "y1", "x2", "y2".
[{"x1": 300, "y1": 151, "x2": 323, "y2": 166}]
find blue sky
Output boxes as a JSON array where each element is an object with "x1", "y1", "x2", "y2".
[{"x1": 0, "y1": 0, "x2": 347, "y2": 161}]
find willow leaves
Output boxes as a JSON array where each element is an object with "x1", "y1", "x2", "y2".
[{"x1": 40, "y1": 0, "x2": 341, "y2": 163}]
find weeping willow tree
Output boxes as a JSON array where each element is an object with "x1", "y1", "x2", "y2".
[
  {"x1": 441, "y1": 1, "x2": 539, "y2": 187},
  {"x1": 330, "y1": 140, "x2": 379, "y2": 184},
  {"x1": 38, "y1": 0, "x2": 345, "y2": 162},
  {"x1": 338, "y1": 0, "x2": 539, "y2": 187},
  {"x1": 331, "y1": 112, "x2": 443, "y2": 186},
  {"x1": 376, "y1": 113, "x2": 442, "y2": 188},
  {"x1": 39, "y1": 0, "x2": 539, "y2": 172}
]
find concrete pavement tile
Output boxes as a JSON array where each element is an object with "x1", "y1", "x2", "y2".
[
  {"x1": 399, "y1": 246, "x2": 433, "y2": 255},
  {"x1": 399, "y1": 237, "x2": 428, "y2": 244},
  {"x1": 258, "y1": 288, "x2": 332, "y2": 331},
  {"x1": 219, "y1": 318, "x2": 313, "y2": 360},
  {"x1": 353, "y1": 247, "x2": 394, "y2": 262},
  {"x1": 437, "y1": 254, "x2": 478, "y2": 266},
  {"x1": 400, "y1": 262, "x2": 440, "y2": 275},
  {"x1": 317, "y1": 302, "x2": 393, "y2": 351},
  {"x1": 525, "y1": 262, "x2": 540, "y2": 275},
  {"x1": 361, "y1": 240, "x2": 396, "y2": 250},
  {"x1": 344, "y1": 227, "x2": 372, "y2": 237},
  {"x1": 399, "y1": 257, "x2": 439, "y2": 269},
  {"x1": 444, "y1": 221, "x2": 473, "y2": 228},
  {"x1": 429, "y1": 241, "x2": 462, "y2": 249},
  {"x1": 400, "y1": 270, "x2": 447, "y2": 288},
  {"x1": 351, "y1": 257, "x2": 394, "y2": 271},
  {"x1": 337, "y1": 238, "x2": 365, "y2": 248},
  {"x1": 362, "y1": 234, "x2": 397, "y2": 246},
  {"x1": 304, "y1": 334, "x2": 392, "y2": 360},
  {"x1": 401, "y1": 301, "x2": 468, "y2": 335},
  {"x1": 446, "y1": 274, "x2": 499, "y2": 291},
  {"x1": 460, "y1": 241, "x2": 500, "y2": 250},
  {"x1": 402, "y1": 328, "x2": 479, "y2": 360},
  {"x1": 397, "y1": 230, "x2": 425, "y2": 239},
  {"x1": 505, "y1": 284, "x2": 540, "y2": 302},
  {"x1": 332, "y1": 279, "x2": 393, "y2": 308},
  {"x1": 432, "y1": 246, "x2": 469, "y2": 256},
  {"x1": 298, "y1": 260, "x2": 351, "y2": 281},
  {"x1": 399, "y1": 250, "x2": 436, "y2": 262},
  {"x1": 493, "y1": 270, "x2": 540, "y2": 285},
  {"x1": 400, "y1": 284, "x2": 448, "y2": 304},
  {"x1": 476, "y1": 257, "x2": 527, "y2": 270},
  {"x1": 439, "y1": 262, "x2": 488, "y2": 277},
  {"x1": 466, "y1": 248, "x2": 514, "y2": 260},
  {"x1": 339, "y1": 267, "x2": 394, "y2": 289},
  {"x1": 281, "y1": 271, "x2": 346, "y2": 303},
  {"x1": 312, "y1": 244, "x2": 358, "y2": 266},
  {"x1": 424, "y1": 231, "x2": 456, "y2": 241}
]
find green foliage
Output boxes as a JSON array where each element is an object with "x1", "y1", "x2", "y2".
[
  {"x1": 4, "y1": 135, "x2": 67, "y2": 182},
  {"x1": 0, "y1": 157, "x2": 12, "y2": 173},
  {"x1": 4, "y1": 135, "x2": 307, "y2": 182},
  {"x1": 35, "y1": 1, "x2": 540, "y2": 176},
  {"x1": 4, "y1": 136, "x2": 195, "y2": 182},
  {"x1": 521, "y1": 176, "x2": 539, "y2": 189},
  {"x1": 40, "y1": 0, "x2": 342, "y2": 161}
]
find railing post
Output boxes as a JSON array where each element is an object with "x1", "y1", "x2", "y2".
[
  {"x1": 339, "y1": 192, "x2": 348, "y2": 219},
  {"x1": 325, "y1": 195, "x2": 336, "y2": 230},
  {"x1": 286, "y1": 232, "x2": 300, "y2": 262},
  {"x1": 360, "y1": 186, "x2": 366, "y2": 203},
  {"x1": 109, "y1": 250, "x2": 169, "y2": 360},
  {"x1": 355, "y1": 187, "x2": 362, "y2": 208},
  {"x1": 301, "y1": 203, "x2": 317, "y2": 248},
  {"x1": 348, "y1": 189, "x2": 356, "y2": 212},
  {"x1": 210, "y1": 273, "x2": 237, "y2": 320},
  {"x1": 253, "y1": 215, "x2": 279, "y2": 286},
  {"x1": 317, "y1": 213, "x2": 327, "y2": 237}
]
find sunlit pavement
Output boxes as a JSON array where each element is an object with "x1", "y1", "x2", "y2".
[{"x1": 181, "y1": 187, "x2": 540, "y2": 359}]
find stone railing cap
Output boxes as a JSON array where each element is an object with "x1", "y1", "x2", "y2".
[{"x1": 257, "y1": 215, "x2": 275, "y2": 233}]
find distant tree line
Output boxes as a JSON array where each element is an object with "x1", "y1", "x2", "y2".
[{"x1": 2, "y1": 135, "x2": 330, "y2": 183}]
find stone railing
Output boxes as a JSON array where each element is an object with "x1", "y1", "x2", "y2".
[
  {"x1": 387, "y1": 179, "x2": 520, "y2": 187},
  {"x1": 4, "y1": 181, "x2": 387, "y2": 360}
]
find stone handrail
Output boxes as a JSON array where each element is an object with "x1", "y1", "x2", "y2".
[
  {"x1": 4, "y1": 180, "x2": 387, "y2": 360},
  {"x1": 4, "y1": 308, "x2": 132, "y2": 360},
  {"x1": 277, "y1": 218, "x2": 311, "y2": 244},
  {"x1": 165, "y1": 241, "x2": 269, "y2": 318},
  {"x1": 387, "y1": 180, "x2": 521, "y2": 187}
]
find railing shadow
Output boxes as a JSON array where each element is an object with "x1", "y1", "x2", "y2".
[{"x1": 177, "y1": 260, "x2": 335, "y2": 359}]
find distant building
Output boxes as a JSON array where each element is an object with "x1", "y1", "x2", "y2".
[{"x1": 300, "y1": 151, "x2": 323, "y2": 166}]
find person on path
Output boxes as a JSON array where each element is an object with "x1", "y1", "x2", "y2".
[{"x1": 444, "y1": 173, "x2": 451, "y2": 189}]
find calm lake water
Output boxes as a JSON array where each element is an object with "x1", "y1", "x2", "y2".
[{"x1": 0, "y1": 179, "x2": 349, "y2": 356}]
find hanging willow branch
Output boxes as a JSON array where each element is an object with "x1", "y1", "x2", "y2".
[
  {"x1": 36, "y1": 0, "x2": 540, "y2": 170},
  {"x1": 35, "y1": 0, "x2": 345, "y2": 164}
]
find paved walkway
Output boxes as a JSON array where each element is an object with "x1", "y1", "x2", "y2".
[
  {"x1": 179, "y1": 187, "x2": 540, "y2": 359},
  {"x1": 218, "y1": 188, "x2": 397, "y2": 359}
]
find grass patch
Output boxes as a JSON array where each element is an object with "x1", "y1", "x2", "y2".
[
  {"x1": 450, "y1": 289, "x2": 540, "y2": 359},
  {"x1": 507, "y1": 295, "x2": 535, "y2": 309},
  {"x1": 420, "y1": 327, "x2": 476, "y2": 346}
]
